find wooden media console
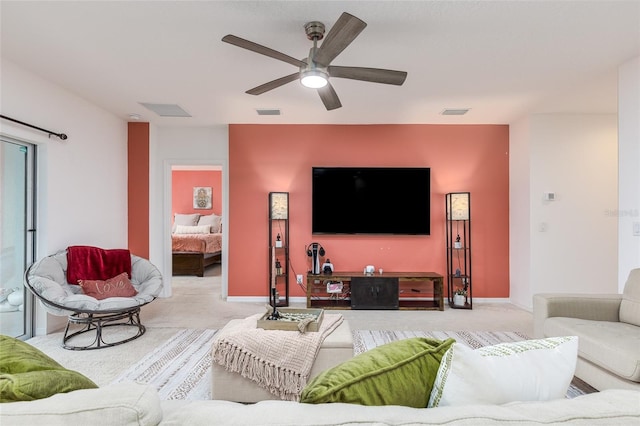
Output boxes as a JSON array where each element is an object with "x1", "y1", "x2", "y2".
[{"x1": 306, "y1": 271, "x2": 444, "y2": 311}]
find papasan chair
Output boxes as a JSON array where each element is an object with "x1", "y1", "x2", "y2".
[{"x1": 24, "y1": 246, "x2": 163, "y2": 350}]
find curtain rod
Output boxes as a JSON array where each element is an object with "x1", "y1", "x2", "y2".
[{"x1": 0, "y1": 114, "x2": 68, "y2": 140}]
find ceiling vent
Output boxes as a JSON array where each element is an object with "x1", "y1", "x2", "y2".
[
  {"x1": 256, "y1": 109, "x2": 281, "y2": 116},
  {"x1": 441, "y1": 108, "x2": 470, "y2": 116},
  {"x1": 139, "y1": 103, "x2": 192, "y2": 117}
]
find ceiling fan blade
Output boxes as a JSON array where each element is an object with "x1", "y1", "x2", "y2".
[
  {"x1": 313, "y1": 13, "x2": 367, "y2": 67},
  {"x1": 246, "y1": 72, "x2": 300, "y2": 95},
  {"x1": 328, "y1": 66, "x2": 407, "y2": 85},
  {"x1": 222, "y1": 34, "x2": 307, "y2": 68},
  {"x1": 317, "y1": 83, "x2": 342, "y2": 110}
]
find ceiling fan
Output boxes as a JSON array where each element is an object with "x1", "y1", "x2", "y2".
[{"x1": 222, "y1": 12, "x2": 408, "y2": 111}]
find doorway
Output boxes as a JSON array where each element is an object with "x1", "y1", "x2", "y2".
[
  {"x1": 0, "y1": 137, "x2": 36, "y2": 339},
  {"x1": 168, "y1": 164, "x2": 226, "y2": 295}
]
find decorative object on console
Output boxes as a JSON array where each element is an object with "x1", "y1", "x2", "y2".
[
  {"x1": 445, "y1": 192, "x2": 472, "y2": 309},
  {"x1": 453, "y1": 290, "x2": 466, "y2": 307},
  {"x1": 193, "y1": 187, "x2": 212, "y2": 209},
  {"x1": 307, "y1": 242, "x2": 325, "y2": 275},
  {"x1": 364, "y1": 265, "x2": 375, "y2": 275},
  {"x1": 269, "y1": 192, "x2": 289, "y2": 306},
  {"x1": 322, "y1": 259, "x2": 334, "y2": 274}
]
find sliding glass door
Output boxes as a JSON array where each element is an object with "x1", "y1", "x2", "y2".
[{"x1": 0, "y1": 137, "x2": 35, "y2": 339}]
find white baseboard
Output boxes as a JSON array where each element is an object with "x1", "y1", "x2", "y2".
[
  {"x1": 226, "y1": 296, "x2": 512, "y2": 305},
  {"x1": 226, "y1": 296, "x2": 307, "y2": 304},
  {"x1": 472, "y1": 298, "x2": 511, "y2": 303}
]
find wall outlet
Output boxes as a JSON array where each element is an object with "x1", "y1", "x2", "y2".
[{"x1": 296, "y1": 274, "x2": 303, "y2": 284}]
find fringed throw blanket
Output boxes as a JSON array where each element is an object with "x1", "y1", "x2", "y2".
[{"x1": 212, "y1": 313, "x2": 343, "y2": 401}]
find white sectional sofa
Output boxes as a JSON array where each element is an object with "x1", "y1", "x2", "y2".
[
  {"x1": 1, "y1": 382, "x2": 639, "y2": 425},
  {"x1": 533, "y1": 268, "x2": 640, "y2": 391}
]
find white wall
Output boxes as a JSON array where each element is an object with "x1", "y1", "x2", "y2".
[
  {"x1": 1, "y1": 60, "x2": 128, "y2": 334},
  {"x1": 510, "y1": 114, "x2": 618, "y2": 309},
  {"x1": 150, "y1": 126, "x2": 228, "y2": 297},
  {"x1": 617, "y1": 56, "x2": 640, "y2": 290},
  {"x1": 508, "y1": 117, "x2": 532, "y2": 308}
]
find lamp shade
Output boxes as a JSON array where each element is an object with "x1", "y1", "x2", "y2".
[
  {"x1": 269, "y1": 192, "x2": 289, "y2": 219},
  {"x1": 446, "y1": 192, "x2": 470, "y2": 221}
]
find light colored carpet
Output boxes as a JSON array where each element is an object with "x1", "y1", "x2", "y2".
[{"x1": 25, "y1": 327, "x2": 183, "y2": 386}]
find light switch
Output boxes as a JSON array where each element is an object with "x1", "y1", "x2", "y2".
[{"x1": 633, "y1": 222, "x2": 640, "y2": 236}]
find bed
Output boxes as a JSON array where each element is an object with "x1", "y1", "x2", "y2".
[{"x1": 171, "y1": 213, "x2": 223, "y2": 277}]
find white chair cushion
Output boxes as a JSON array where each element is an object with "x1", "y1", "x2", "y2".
[{"x1": 27, "y1": 250, "x2": 163, "y2": 315}]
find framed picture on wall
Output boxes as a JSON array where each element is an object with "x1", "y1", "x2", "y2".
[{"x1": 193, "y1": 187, "x2": 212, "y2": 209}]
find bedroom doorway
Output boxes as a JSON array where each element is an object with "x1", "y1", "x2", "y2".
[{"x1": 169, "y1": 164, "x2": 224, "y2": 289}]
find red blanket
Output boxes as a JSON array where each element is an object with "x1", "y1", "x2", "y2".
[{"x1": 66, "y1": 245, "x2": 132, "y2": 285}]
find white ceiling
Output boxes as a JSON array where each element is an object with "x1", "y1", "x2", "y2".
[{"x1": 1, "y1": 1, "x2": 639, "y2": 126}]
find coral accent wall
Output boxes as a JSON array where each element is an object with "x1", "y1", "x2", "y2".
[
  {"x1": 128, "y1": 122, "x2": 149, "y2": 258},
  {"x1": 172, "y1": 170, "x2": 223, "y2": 220},
  {"x1": 228, "y1": 124, "x2": 510, "y2": 299}
]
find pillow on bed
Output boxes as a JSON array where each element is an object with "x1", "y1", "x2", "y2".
[
  {"x1": 197, "y1": 214, "x2": 222, "y2": 233},
  {"x1": 172, "y1": 213, "x2": 200, "y2": 232},
  {"x1": 174, "y1": 225, "x2": 211, "y2": 234}
]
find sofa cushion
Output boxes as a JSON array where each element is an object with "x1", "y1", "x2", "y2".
[
  {"x1": 300, "y1": 337, "x2": 454, "y2": 407},
  {"x1": 160, "y1": 390, "x2": 640, "y2": 426},
  {"x1": 428, "y1": 336, "x2": 578, "y2": 407},
  {"x1": 544, "y1": 317, "x2": 640, "y2": 381},
  {"x1": 0, "y1": 335, "x2": 97, "y2": 402},
  {"x1": 620, "y1": 268, "x2": 640, "y2": 327},
  {"x1": 0, "y1": 382, "x2": 162, "y2": 426}
]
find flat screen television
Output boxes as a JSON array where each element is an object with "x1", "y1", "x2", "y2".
[{"x1": 312, "y1": 167, "x2": 431, "y2": 235}]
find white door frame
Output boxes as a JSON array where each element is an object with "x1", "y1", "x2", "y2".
[{"x1": 162, "y1": 159, "x2": 228, "y2": 299}]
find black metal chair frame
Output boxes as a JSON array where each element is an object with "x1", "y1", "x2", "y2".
[{"x1": 25, "y1": 263, "x2": 154, "y2": 351}]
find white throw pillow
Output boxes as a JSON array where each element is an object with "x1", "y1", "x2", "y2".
[
  {"x1": 428, "y1": 336, "x2": 578, "y2": 407},
  {"x1": 172, "y1": 213, "x2": 200, "y2": 232},
  {"x1": 197, "y1": 213, "x2": 222, "y2": 233},
  {"x1": 174, "y1": 225, "x2": 211, "y2": 234}
]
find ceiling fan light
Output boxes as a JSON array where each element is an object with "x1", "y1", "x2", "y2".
[{"x1": 300, "y1": 69, "x2": 328, "y2": 88}]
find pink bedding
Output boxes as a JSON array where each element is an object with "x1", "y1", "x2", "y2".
[{"x1": 172, "y1": 233, "x2": 222, "y2": 254}]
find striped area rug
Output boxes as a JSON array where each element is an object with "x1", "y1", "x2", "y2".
[
  {"x1": 353, "y1": 330, "x2": 530, "y2": 354},
  {"x1": 353, "y1": 330, "x2": 593, "y2": 398},
  {"x1": 111, "y1": 328, "x2": 218, "y2": 400}
]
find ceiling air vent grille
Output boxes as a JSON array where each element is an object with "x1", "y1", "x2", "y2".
[
  {"x1": 256, "y1": 109, "x2": 281, "y2": 116},
  {"x1": 441, "y1": 108, "x2": 470, "y2": 116},
  {"x1": 139, "y1": 103, "x2": 192, "y2": 117}
]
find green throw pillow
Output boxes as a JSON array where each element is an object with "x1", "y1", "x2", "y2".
[
  {"x1": 0, "y1": 335, "x2": 97, "y2": 402},
  {"x1": 300, "y1": 337, "x2": 455, "y2": 407}
]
